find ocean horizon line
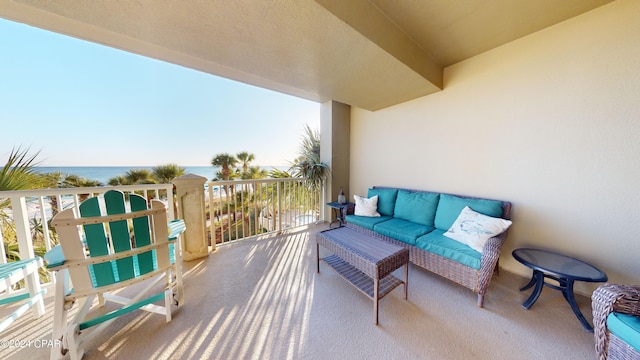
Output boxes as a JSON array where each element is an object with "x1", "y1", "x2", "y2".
[
  {"x1": 34, "y1": 165, "x2": 290, "y2": 184},
  {"x1": 35, "y1": 164, "x2": 291, "y2": 168}
]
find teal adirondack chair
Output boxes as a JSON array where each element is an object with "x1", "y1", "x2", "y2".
[
  {"x1": 0, "y1": 258, "x2": 46, "y2": 333},
  {"x1": 45, "y1": 190, "x2": 185, "y2": 360}
]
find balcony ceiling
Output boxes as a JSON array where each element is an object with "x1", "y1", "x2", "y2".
[{"x1": 0, "y1": 0, "x2": 613, "y2": 110}]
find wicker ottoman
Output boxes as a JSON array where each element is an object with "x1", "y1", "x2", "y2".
[{"x1": 316, "y1": 226, "x2": 409, "y2": 324}]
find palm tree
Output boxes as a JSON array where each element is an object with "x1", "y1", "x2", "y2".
[
  {"x1": 289, "y1": 124, "x2": 329, "y2": 189},
  {"x1": 269, "y1": 168, "x2": 292, "y2": 179},
  {"x1": 38, "y1": 171, "x2": 102, "y2": 216},
  {"x1": 211, "y1": 153, "x2": 238, "y2": 181},
  {"x1": 152, "y1": 164, "x2": 185, "y2": 183},
  {"x1": 62, "y1": 174, "x2": 102, "y2": 188},
  {"x1": 125, "y1": 169, "x2": 154, "y2": 184},
  {"x1": 0, "y1": 147, "x2": 41, "y2": 192},
  {"x1": 108, "y1": 169, "x2": 154, "y2": 185},
  {"x1": 242, "y1": 166, "x2": 269, "y2": 201},
  {"x1": 1, "y1": 147, "x2": 41, "y2": 213},
  {"x1": 108, "y1": 176, "x2": 128, "y2": 186},
  {"x1": 236, "y1": 151, "x2": 255, "y2": 178},
  {"x1": 212, "y1": 153, "x2": 239, "y2": 200},
  {"x1": 245, "y1": 166, "x2": 268, "y2": 180},
  {"x1": 39, "y1": 171, "x2": 102, "y2": 189},
  {"x1": 0, "y1": 147, "x2": 40, "y2": 263}
]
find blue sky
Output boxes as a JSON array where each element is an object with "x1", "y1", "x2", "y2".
[{"x1": 0, "y1": 18, "x2": 320, "y2": 167}]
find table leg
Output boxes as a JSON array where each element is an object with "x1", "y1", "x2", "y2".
[
  {"x1": 562, "y1": 279, "x2": 594, "y2": 332},
  {"x1": 519, "y1": 274, "x2": 537, "y2": 291},
  {"x1": 521, "y1": 270, "x2": 544, "y2": 309},
  {"x1": 316, "y1": 243, "x2": 320, "y2": 273},
  {"x1": 329, "y1": 208, "x2": 347, "y2": 228},
  {"x1": 404, "y1": 263, "x2": 408, "y2": 300},
  {"x1": 374, "y1": 278, "x2": 379, "y2": 325}
]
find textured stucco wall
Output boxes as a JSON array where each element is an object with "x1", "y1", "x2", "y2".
[{"x1": 350, "y1": 0, "x2": 640, "y2": 294}]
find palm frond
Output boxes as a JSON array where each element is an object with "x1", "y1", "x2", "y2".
[{"x1": 0, "y1": 147, "x2": 41, "y2": 191}]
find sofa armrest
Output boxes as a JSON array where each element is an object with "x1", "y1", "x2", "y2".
[
  {"x1": 593, "y1": 284, "x2": 640, "y2": 319},
  {"x1": 481, "y1": 232, "x2": 507, "y2": 267},
  {"x1": 476, "y1": 232, "x2": 508, "y2": 304},
  {"x1": 592, "y1": 284, "x2": 640, "y2": 359},
  {"x1": 482, "y1": 233, "x2": 507, "y2": 257}
]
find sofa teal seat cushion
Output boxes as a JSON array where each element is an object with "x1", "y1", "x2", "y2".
[
  {"x1": 393, "y1": 190, "x2": 440, "y2": 227},
  {"x1": 345, "y1": 214, "x2": 392, "y2": 231},
  {"x1": 373, "y1": 218, "x2": 434, "y2": 246},
  {"x1": 415, "y1": 229, "x2": 482, "y2": 269},
  {"x1": 368, "y1": 188, "x2": 398, "y2": 217},
  {"x1": 607, "y1": 312, "x2": 640, "y2": 352},
  {"x1": 434, "y1": 194, "x2": 504, "y2": 231}
]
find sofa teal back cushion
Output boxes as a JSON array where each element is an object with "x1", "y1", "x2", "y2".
[
  {"x1": 393, "y1": 190, "x2": 440, "y2": 227},
  {"x1": 607, "y1": 312, "x2": 640, "y2": 352},
  {"x1": 434, "y1": 194, "x2": 504, "y2": 230},
  {"x1": 368, "y1": 188, "x2": 398, "y2": 217}
]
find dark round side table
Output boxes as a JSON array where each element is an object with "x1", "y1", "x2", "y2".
[{"x1": 512, "y1": 248, "x2": 608, "y2": 332}]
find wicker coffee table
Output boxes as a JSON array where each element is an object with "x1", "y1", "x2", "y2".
[{"x1": 316, "y1": 226, "x2": 409, "y2": 324}]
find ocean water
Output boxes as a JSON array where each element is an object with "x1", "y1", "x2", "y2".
[{"x1": 33, "y1": 166, "x2": 288, "y2": 185}]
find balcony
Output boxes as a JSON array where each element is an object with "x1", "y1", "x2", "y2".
[
  {"x1": 0, "y1": 225, "x2": 598, "y2": 359},
  {"x1": 1, "y1": 182, "x2": 598, "y2": 359}
]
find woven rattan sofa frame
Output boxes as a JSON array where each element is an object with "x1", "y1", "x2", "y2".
[
  {"x1": 345, "y1": 186, "x2": 512, "y2": 307},
  {"x1": 592, "y1": 284, "x2": 640, "y2": 360}
]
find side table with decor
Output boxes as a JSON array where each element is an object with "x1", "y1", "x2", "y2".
[{"x1": 326, "y1": 201, "x2": 354, "y2": 228}]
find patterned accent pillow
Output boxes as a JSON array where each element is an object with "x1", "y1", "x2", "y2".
[
  {"x1": 444, "y1": 206, "x2": 512, "y2": 252},
  {"x1": 353, "y1": 195, "x2": 381, "y2": 217}
]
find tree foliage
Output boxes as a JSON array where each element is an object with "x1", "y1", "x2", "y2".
[
  {"x1": 152, "y1": 164, "x2": 186, "y2": 184},
  {"x1": 108, "y1": 165, "x2": 185, "y2": 185},
  {"x1": 0, "y1": 147, "x2": 41, "y2": 191},
  {"x1": 289, "y1": 124, "x2": 329, "y2": 188},
  {"x1": 211, "y1": 153, "x2": 238, "y2": 181}
]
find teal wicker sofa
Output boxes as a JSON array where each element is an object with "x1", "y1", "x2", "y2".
[{"x1": 345, "y1": 186, "x2": 512, "y2": 307}]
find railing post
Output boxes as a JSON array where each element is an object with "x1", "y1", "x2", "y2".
[
  {"x1": 321, "y1": 179, "x2": 327, "y2": 223},
  {"x1": 0, "y1": 225, "x2": 7, "y2": 264},
  {"x1": 11, "y1": 196, "x2": 36, "y2": 261},
  {"x1": 173, "y1": 174, "x2": 210, "y2": 261},
  {"x1": 277, "y1": 181, "x2": 282, "y2": 233}
]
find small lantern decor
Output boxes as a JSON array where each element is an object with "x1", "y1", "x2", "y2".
[{"x1": 337, "y1": 187, "x2": 346, "y2": 204}]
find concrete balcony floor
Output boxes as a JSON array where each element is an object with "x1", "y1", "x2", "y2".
[{"x1": 2, "y1": 224, "x2": 596, "y2": 359}]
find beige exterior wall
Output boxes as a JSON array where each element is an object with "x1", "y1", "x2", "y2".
[
  {"x1": 350, "y1": 0, "x2": 640, "y2": 294},
  {"x1": 321, "y1": 100, "x2": 351, "y2": 220}
]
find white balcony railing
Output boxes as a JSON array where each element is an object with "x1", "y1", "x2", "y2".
[
  {"x1": 0, "y1": 178, "x2": 324, "y2": 287},
  {"x1": 206, "y1": 178, "x2": 324, "y2": 245}
]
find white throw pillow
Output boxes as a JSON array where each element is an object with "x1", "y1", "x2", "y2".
[
  {"x1": 444, "y1": 206, "x2": 512, "y2": 253},
  {"x1": 353, "y1": 195, "x2": 381, "y2": 217}
]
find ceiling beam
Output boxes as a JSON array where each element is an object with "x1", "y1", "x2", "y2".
[{"x1": 315, "y1": 0, "x2": 443, "y2": 90}]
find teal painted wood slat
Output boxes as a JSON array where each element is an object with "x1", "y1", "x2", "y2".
[
  {"x1": 0, "y1": 289, "x2": 46, "y2": 331},
  {"x1": 0, "y1": 292, "x2": 30, "y2": 306},
  {"x1": 168, "y1": 219, "x2": 186, "y2": 240},
  {"x1": 0, "y1": 258, "x2": 38, "y2": 278},
  {"x1": 79, "y1": 197, "x2": 115, "y2": 287},
  {"x1": 167, "y1": 219, "x2": 185, "y2": 265},
  {"x1": 78, "y1": 291, "x2": 165, "y2": 330},
  {"x1": 104, "y1": 191, "x2": 135, "y2": 282},
  {"x1": 130, "y1": 194, "x2": 154, "y2": 275}
]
